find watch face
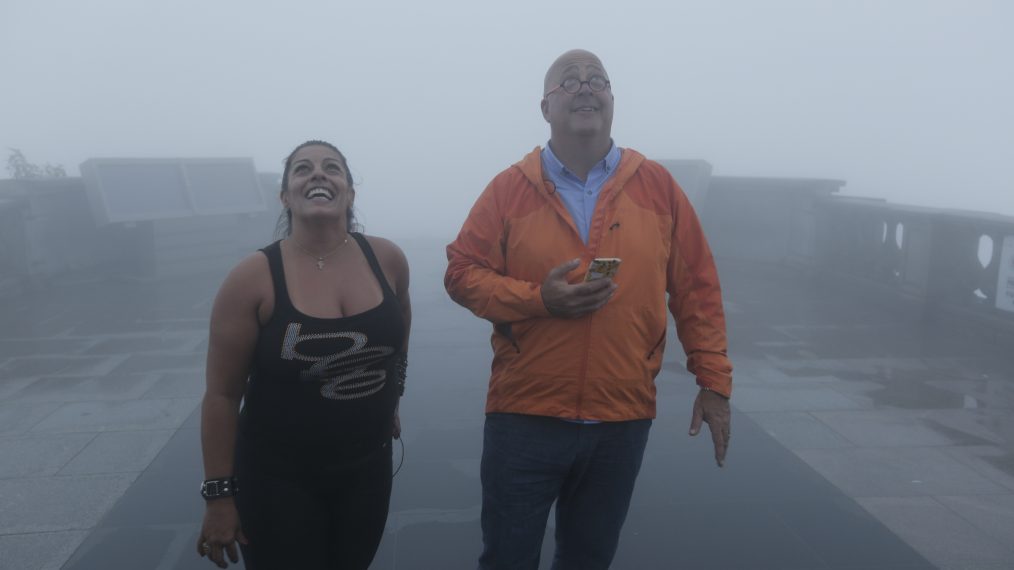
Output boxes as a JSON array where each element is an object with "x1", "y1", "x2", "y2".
[{"x1": 201, "y1": 478, "x2": 234, "y2": 499}]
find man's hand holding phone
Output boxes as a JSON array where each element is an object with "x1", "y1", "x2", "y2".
[{"x1": 541, "y1": 258, "x2": 620, "y2": 318}]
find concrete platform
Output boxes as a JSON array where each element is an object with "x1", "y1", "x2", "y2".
[{"x1": 1, "y1": 240, "x2": 1012, "y2": 569}]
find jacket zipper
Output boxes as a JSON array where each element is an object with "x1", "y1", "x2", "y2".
[{"x1": 575, "y1": 312, "x2": 594, "y2": 418}]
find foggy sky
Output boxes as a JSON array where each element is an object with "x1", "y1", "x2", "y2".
[{"x1": 2, "y1": 0, "x2": 1011, "y2": 239}]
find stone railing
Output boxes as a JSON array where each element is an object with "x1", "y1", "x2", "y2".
[
  {"x1": 0, "y1": 174, "x2": 280, "y2": 288},
  {"x1": 701, "y1": 175, "x2": 846, "y2": 267},
  {"x1": 816, "y1": 197, "x2": 1014, "y2": 326},
  {"x1": 699, "y1": 173, "x2": 1014, "y2": 334},
  {"x1": 3, "y1": 167, "x2": 1012, "y2": 339}
]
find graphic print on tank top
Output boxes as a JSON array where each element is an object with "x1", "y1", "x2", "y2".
[{"x1": 280, "y1": 323, "x2": 394, "y2": 401}]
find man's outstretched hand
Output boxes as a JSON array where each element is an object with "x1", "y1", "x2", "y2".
[
  {"x1": 541, "y1": 259, "x2": 616, "y2": 318},
  {"x1": 689, "y1": 388, "x2": 731, "y2": 467}
]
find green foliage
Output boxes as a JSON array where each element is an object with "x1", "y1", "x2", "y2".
[{"x1": 6, "y1": 148, "x2": 67, "y2": 180}]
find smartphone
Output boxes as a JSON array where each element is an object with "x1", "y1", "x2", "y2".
[{"x1": 585, "y1": 258, "x2": 622, "y2": 281}]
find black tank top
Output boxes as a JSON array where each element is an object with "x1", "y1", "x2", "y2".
[{"x1": 239, "y1": 233, "x2": 405, "y2": 461}]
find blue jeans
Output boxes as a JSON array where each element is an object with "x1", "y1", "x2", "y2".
[{"x1": 479, "y1": 413, "x2": 652, "y2": 570}]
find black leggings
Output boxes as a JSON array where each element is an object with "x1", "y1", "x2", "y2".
[{"x1": 234, "y1": 441, "x2": 393, "y2": 570}]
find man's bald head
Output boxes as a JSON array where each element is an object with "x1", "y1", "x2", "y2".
[{"x1": 543, "y1": 49, "x2": 608, "y2": 96}]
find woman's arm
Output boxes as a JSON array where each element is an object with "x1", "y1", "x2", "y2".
[
  {"x1": 365, "y1": 235, "x2": 412, "y2": 355},
  {"x1": 368, "y1": 236, "x2": 412, "y2": 438},
  {"x1": 198, "y1": 253, "x2": 270, "y2": 568}
]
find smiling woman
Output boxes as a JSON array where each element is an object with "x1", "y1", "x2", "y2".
[
  {"x1": 196, "y1": 140, "x2": 413, "y2": 569},
  {"x1": 274, "y1": 140, "x2": 358, "y2": 240}
]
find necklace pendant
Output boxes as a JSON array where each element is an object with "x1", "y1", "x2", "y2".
[{"x1": 316, "y1": 259, "x2": 325, "y2": 270}]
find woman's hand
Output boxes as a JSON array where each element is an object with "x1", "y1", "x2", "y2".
[
  {"x1": 392, "y1": 411, "x2": 402, "y2": 440},
  {"x1": 197, "y1": 499, "x2": 248, "y2": 568}
]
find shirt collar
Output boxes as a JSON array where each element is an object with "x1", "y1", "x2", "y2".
[{"x1": 542, "y1": 140, "x2": 621, "y2": 178}]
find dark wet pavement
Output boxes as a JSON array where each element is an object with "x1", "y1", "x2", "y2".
[{"x1": 2, "y1": 240, "x2": 1012, "y2": 569}]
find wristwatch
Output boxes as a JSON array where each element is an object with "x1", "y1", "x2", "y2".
[{"x1": 200, "y1": 477, "x2": 237, "y2": 500}]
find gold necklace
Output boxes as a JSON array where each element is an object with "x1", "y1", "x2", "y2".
[{"x1": 290, "y1": 236, "x2": 349, "y2": 270}]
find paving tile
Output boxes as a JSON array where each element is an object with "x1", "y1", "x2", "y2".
[
  {"x1": 940, "y1": 446, "x2": 1014, "y2": 492},
  {"x1": 858, "y1": 496, "x2": 1014, "y2": 569},
  {"x1": 67, "y1": 319, "x2": 170, "y2": 336},
  {"x1": 160, "y1": 319, "x2": 211, "y2": 334},
  {"x1": 0, "y1": 355, "x2": 129, "y2": 380},
  {"x1": 0, "y1": 312, "x2": 76, "y2": 339},
  {"x1": 141, "y1": 371, "x2": 206, "y2": 399},
  {"x1": 0, "y1": 357, "x2": 80, "y2": 379},
  {"x1": 29, "y1": 399, "x2": 200, "y2": 434},
  {"x1": 59, "y1": 430, "x2": 175, "y2": 475},
  {"x1": 389, "y1": 458, "x2": 481, "y2": 511},
  {"x1": 632, "y1": 409, "x2": 842, "y2": 507},
  {"x1": 616, "y1": 503, "x2": 830, "y2": 569},
  {"x1": 0, "y1": 433, "x2": 95, "y2": 478},
  {"x1": 934, "y1": 494, "x2": 1014, "y2": 549},
  {"x1": 828, "y1": 378, "x2": 984, "y2": 412},
  {"x1": 382, "y1": 518, "x2": 487, "y2": 570},
  {"x1": 927, "y1": 378, "x2": 1014, "y2": 407},
  {"x1": 84, "y1": 334, "x2": 199, "y2": 355},
  {"x1": 813, "y1": 410, "x2": 993, "y2": 447},
  {"x1": 0, "y1": 473, "x2": 137, "y2": 533},
  {"x1": 0, "y1": 401, "x2": 62, "y2": 436},
  {"x1": 108, "y1": 353, "x2": 204, "y2": 375},
  {"x1": 922, "y1": 409, "x2": 1010, "y2": 446},
  {"x1": 797, "y1": 447, "x2": 1007, "y2": 497},
  {"x1": 179, "y1": 404, "x2": 201, "y2": 431},
  {"x1": 778, "y1": 357, "x2": 933, "y2": 379},
  {"x1": 735, "y1": 371, "x2": 842, "y2": 388},
  {"x1": 8, "y1": 373, "x2": 161, "y2": 403},
  {"x1": 0, "y1": 530, "x2": 88, "y2": 570},
  {"x1": 866, "y1": 381, "x2": 998, "y2": 411},
  {"x1": 61, "y1": 524, "x2": 199, "y2": 570},
  {"x1": 932, "y1": 559, "x2": 1014, "y2": 563},
  {"x1": 191, "y1": 338, "x2": 208, "y2": 355},
  {"x1": 395, "y1": 424, "x2": 483, "y2": 461},
  {"x1": 720, "y1": 358, "x2": 789, "y2": 381},
  {"x1": 93, "y1": 427, "x2": 204, "y2": 528},
  {"x1": 0, "y1": 375, "x2": 39, "y2": 399},
  {"x1": 732, "y1": 386, "x2": 865, "y2": 412},
  {"x1": 747, "y1": 411, "x2": 855, "y2": 449},
  {"x1": 773, "y1": 496, "x2": 934, "y2": 568},
  {"x1": 0, "y1": 337, "x2": 95, "y2": 358}
]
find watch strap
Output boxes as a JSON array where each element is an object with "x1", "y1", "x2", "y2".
[{"x1": 200, "y1": 477, "x2": 238, "y2": 500}]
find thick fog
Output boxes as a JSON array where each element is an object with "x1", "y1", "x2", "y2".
[{"x1": 2, "y1": 0, "x2": 1012, "y2": 239}]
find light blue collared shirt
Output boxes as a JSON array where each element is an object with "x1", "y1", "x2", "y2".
[{"x1": 541, "y1": 142, "x2": 622, "y2": 244}]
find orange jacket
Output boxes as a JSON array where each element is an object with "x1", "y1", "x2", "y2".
[{"x1": 445, "y1": 147, "x2": 732, "y2": 421}]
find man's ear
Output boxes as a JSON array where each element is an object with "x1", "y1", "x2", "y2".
[{"x1": 541, "y1": 98, "x2": 550, "y2": 122}]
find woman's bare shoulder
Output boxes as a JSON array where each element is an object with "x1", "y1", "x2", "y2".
[
  {"x1": 216, "y1": 250, "x2": 273, "y2": 302},
  {"x1": 361, "y1": 234, "x2": 409, "y2": 285},
  {"x1": 229, "y1": 250, "x2": 271, "y2": 280},
  {"x1": 362, "y1": 235, "x2": 406, "y2": 262}
]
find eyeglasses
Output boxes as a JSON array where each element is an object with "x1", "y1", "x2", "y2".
[{"x1": 545, "y1": 75, "x2": 611, "y2": 96}]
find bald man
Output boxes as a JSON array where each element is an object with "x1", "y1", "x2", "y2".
[{"x1": 445, "y1": 49, "x2": 733, "y2": 569}]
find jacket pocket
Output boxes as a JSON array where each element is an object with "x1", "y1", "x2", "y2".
[
  {"x1": 646, "y1": 329, "x2": 666, "y2": 360},
  {"x1": 495, "y1": 320, "x2": 534, "y2": 354}
]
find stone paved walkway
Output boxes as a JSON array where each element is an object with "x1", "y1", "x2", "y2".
[{"x1": 2, "y1": 240, "x2": 1012, "y2": 569}]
